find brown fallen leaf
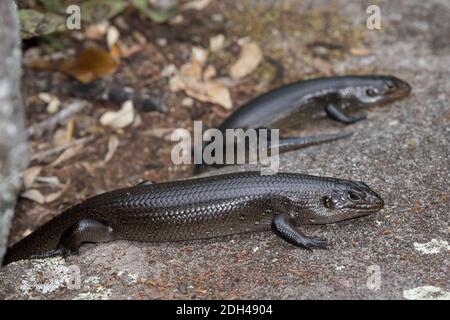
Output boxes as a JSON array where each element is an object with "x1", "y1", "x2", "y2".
[
  {"x1": 104, "y1": 135, "x2": 120, "y2": 164},
  {"x1": 170, "y1": 47, "x2": 233, "y2": 109},
  {"x1": 117, "y1": 43, "x2": 144, "y2": 58},
  {"x1": 110, "y1": 43, "x2": 123, "y2": 60},
  {"x1": 183, "y1": 79, "x2": 232, "y2": 109},
  {"x1": 100, "y1": 100, "x2": 135, "y2": 129},
  {"x1": 38, "y1": 92, "x2": 61, "y2": 114},
  {"x1": 22, "y1": 166, "x2": 43, "y2": 189},
  {"x1": 21, "y1": 189, "x2": 45, "y2": 204},
  {"x1": 51, "y1": 144, "x2": 83, "y2": 167},
  {"x1": 181, "y1": 0, "x2": 211, "y2": 11},
  {"x1": 23, "y1": 47, "x2": 55, "y2": 70},
  {"x1": 143, "y1": 128, "x2": 172, "y2": 138},
  {"x1": 106, "y1": 25, "x2": 120, "y2": 49},
  {"x1": 203, "y1": 65, "x2": 216, "y2": 80},
  {"x1": 44, "y1": 183, "x2": 69, "y2": 203},
  {"x1": 229, "y1": 41, "x2": 263, "y2": 80},
  {"x1": 85, "y1": 21, "x2": 110, "y2": 40},
  {"x1": 59, "y1": 47, "x2": 119, "y2": 84},
  {"x1": 179, "y1": 61, "x2": 203, "y2": 80},
  {"x1": 209, "y1": 34, "x2": 225, "y2": 52},
  {"x1": 349, "y1": 47, "x2": 372, "y2": 56},
  {"x1": 52, "y1": 128, "x2": 68, "y2": 146},
  {"x1": 191, "y1": 46, "x2": 208, "y2": 65}
]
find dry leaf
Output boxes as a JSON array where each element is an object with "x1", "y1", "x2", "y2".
[
  {"x1": 170, "y1": 47, "x2": 233, "y2": 109},
  {"x1": 66, "y1": 118, "x2": 76, "y2": 142},
  {"x1": 21, "y1": 189, "x2": 45, "y2": 204},
  {"x1": 59, "y1": 47, "x2": 119, "y2": 84},
  {"x1": 191, "y1": 47, "x2": 208, "y2": 65},
  {"x1": 44, "y1": 185, "x2": 68, "y2": 203},
  {"x1": 85, "y1": 21, "x2": 110, "y2": 39},
  {"x1": 181, "y1": 0, "x2": 211, "y2": 11},
  {"x1": 51, "y1": 144, "x2": 83, "y2": 167},
  {"x1": 169, "y1": 14, "x2": 184, "y2": 25},
  {"x1": 104, "y1": 135, "x2": 119, "y2": 164},
  {"x1": 210, "y1": 34, "x2": 225, "y2": 52},
  {"x1": 23, "y1": 48, "x2": 54, "y2": 70},
  {"x1": 117, "y1": 43, "x2": 144, "y2": 58},
  {"x1": 38, "y1": 92, "x2": 53, "y2": 103},
  {"x1": 22, "y1": 166, "x2": 43, "y2": 189},
  {"x1": 229, "y1": 41, "x2": 263, "y2": 80},
  {"x1": 183, "y1": 79, "x2": 232, "y2": 109},
  {"x1": 169, "y1": 74, "x2": 184, "y2": 92},
  {"x1": 44, "y1": 191, "x2": 64, "y2": 203},
  {"x1": 350, "y1": 47, "x2": 372, "y2": 56},
  {"x1": 161, "y1": 64, "x2": 177, "y2": 77},
  {"x1": 181, "y1": 97, "x2": 194, "y2": 107},
  {"x1": 52, "y1": 128, "x2": 67, "y2": 145},
  {"x1": 35, "y1": 176, "x2": 61, "y2": 186},
  {"x1": 106, "y1": 26, "x2": 120, "y2": 49},
  {"x1": 38, "y1": 92, "x2": 61, "y2": 114},
  {"x1": 110, "y1": 43, "x2": 123, "y2": 60},
  {"x1": 179, "y1": 61, "x2": 203, "y2": 80},
  {"x1": 203, "y1": 65, "x2": 216, "y2": 80},
  {"x1": 100, "y1": 100, "x2": 135, "y2": 129}
]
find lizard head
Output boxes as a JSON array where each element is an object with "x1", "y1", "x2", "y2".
[
  {"x1": 305, "y1": 180, "x2": 384, "y2": 224},
  {"x1": 341, "y1": 75, "x2": 411, "y2": 107}
]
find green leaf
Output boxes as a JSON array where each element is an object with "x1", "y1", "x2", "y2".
[
  {"x1": 19, "y1": 9, "x2": 66, "y2": 39},
  {"x1": 130, "y1": 0, "x2": 177, "y2": 23},
  {"x1": 39, "y1": 0, "x2": 67, "y2": 13},
  {"x1": 80, "y1": 0, "x2": 129, "y2": 23}
]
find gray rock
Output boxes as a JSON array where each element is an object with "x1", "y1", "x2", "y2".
[{"x1": 0, "y1": 2, "x2": 28, "y2": 264}]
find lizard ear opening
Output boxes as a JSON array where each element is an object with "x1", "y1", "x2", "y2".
[{"x1": 322, "y1": 196, "x2": 332, "y2": 208}]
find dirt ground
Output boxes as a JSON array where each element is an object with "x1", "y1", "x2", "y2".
[{"x1": 0, "y1": 0, "x2": 449, "y2": 299}]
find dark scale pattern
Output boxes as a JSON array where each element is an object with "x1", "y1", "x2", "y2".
[
  {"x1": 218, "y1": 75, "x2": 411, "y2": 130},
  {"x1": 3, "y1": 172, "x2": 383, "y2": 264}
]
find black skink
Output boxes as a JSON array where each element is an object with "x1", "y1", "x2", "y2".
[
  {"x1": 220, "y1": 75, "x2": 411, "y2": 129},
  {"x1": 3, "y1": 172, "x2": 383, "y2": 265}
]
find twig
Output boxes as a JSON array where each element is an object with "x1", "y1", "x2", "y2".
[
  {"x1": 31, "y1": 136, "x2": 95, "y2": 162},
  {"x1": 27, "y1": 99, "x2": 91, "y2": 138}
]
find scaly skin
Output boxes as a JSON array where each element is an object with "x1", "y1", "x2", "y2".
[
  {"x1": 219, "y1": 75, "x2": 411, "y2": 129},
  {"x1": 3, "y1": 172, "x2": 384, "y2": 265}
]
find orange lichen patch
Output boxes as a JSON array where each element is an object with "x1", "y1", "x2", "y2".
[{"x1": 59, "y1": 47, "x2": 119, "y2": 84}]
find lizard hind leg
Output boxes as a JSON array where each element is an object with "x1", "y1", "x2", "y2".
[{"x1": 58, "y1": 219, "x2": 116, "y2": 256}]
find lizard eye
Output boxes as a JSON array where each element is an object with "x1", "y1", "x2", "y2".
[
  {"x1": 385, "y1": 81, "x2": 396, "y2": 90},
  {"x1": 348, "y1": 191, "x2": 362, "y2": 201},
  {"x1": 366, "y1": 88, "x2": 378, "y2": 97},
  {"x1": 322, "y1": 196, "x2": 332, "y2": 208}
]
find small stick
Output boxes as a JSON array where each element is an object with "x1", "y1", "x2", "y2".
[
  {"x1": 31, "y1": 136, "x2": 95, "y2": 162},
  {"x1": 27, "y1": 100, "x2": 91, "y2": 138}
]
